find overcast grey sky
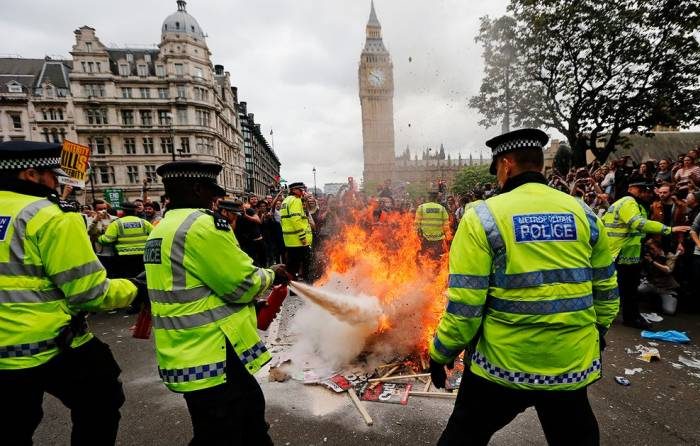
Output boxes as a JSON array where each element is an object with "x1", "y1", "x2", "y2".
[{"x1": 1, "y1": 0, "x2": 509, "y2": 187}]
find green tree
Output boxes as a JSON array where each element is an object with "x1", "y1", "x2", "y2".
[
  {"x1": 553, "y1": 143, "x2": 572, "y2": 175},
  {"x1": 452, "y1": 165, "x2": 495, "y2": 197},
  {"x1": 471, "y1": 0, "x2": 700, "y2": 165}
]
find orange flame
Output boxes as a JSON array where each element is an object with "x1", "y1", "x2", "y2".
[{"x1": 316, "y1": 204, "x2": 449, "y2": 356}]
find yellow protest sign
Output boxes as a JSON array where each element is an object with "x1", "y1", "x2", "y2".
[{"x1": 59, "y1": 140, "x2": 91, "y2": 188}]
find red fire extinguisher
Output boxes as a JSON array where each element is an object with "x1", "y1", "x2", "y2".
[{"x1": 256, "y1": 285, "x2": 288, "y2": 330}]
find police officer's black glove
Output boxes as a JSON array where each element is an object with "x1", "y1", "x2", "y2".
[
  {"x1": 270, "y1": 264, "x2": 292, "y2": 286},
  {"x1": 597, "y1": 324, "x2": 607, "y2": 352},
  {"x1": 128, "y1": 272, "x2": 149, "y2": 309},
  {"x1": 429, "y1": 358, "x2": 454, "y2": 389}
]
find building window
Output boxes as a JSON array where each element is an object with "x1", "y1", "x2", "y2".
[
  {"x1": 85, "y1": 42, "x2": 93, "y2": 52},
  {"x1": 95, "y1": 62, "x2": 101, "y2": 72},
  {"x1": 121, "y1": 87, "x2": 133, "y2": 99},
  {"x1": 195, "y1": 136, "x2": 213, "y2": 154},
  {"x1": 41, "y1": 128, "x2": 49, "y2": 142},
  {"x1": 177, "y1": 108, "x2": 188, "y2": 124},
  {"x1": 124, "y1": 137, "x2": 136, "y2": 154},
  {"x1": 118, "y1": 64, "x2": 129, "y2": 76},
  {"x1": 140, "y1": 110, "x2": 153, "y2": 127},
  {"x1": 155, "y1": 65, "x2": 165, "y2": 77},
  {"x1": 9, "y1": 113, "x2": 22, "y2": 129},
  {"x1": 144, "y1": 54, "x2": 151, "y2": 63},
  {"x1": 137, "y1": 65, "x2": 148, "y2": 77},
  {"x1": 84, "y1": 83, "x2": 105, "y2": 97},
  {"x1": 160, "y1": 137, "x2": 173, "y2": 154},
  {"x1": 96, "y1": 166, "x2": 115, "y2": 184},
  {"x1": 177, "y1": 85, "x2": 187, "y2": 98},
  {"x1": 158, "y1": 87, "x2": 169, "y2": 99},
  {"x1": 193, "y1": 67, "x2": 203, "y2": 79},
  {"x1": 158, "y1": 110, "x2": 171, "y2": 126},
  {"x1": 89, "y1": 136, "x2": 112, "y2": 155},
  {"x1": 126, "y1": 53, "x2": 133, "y2": 63},
  {"x1": 7, "y1": 83, "x2": 22, "y2": 93},
  {"x1": 139, "y1": 87, "x2": 150, "y2": 98},
  {"x1": 145, "y1": 165, "x2": 158, "y2": 183},
  {"x1": 86, "y1": 108, "x2": 108, "y2": 125},
  {"x1": 193, "y1": 87, "x2": 208, "y2": 101},
  {"x1": 195, "y1": 109, "x2": 210, "y2": 127},
  {"x1": 174, "y1": 63, "x2": 184, "y2": 76},
  {"x1": 126, "y1": 165, "x2": 140, "y2": 184},
  {"x1": 180, "y1": 137, "x2": 190, "y2": 154},
  {"x1": 121, "y1": 109, "x2": 134, "y2": 126},
  {"x1": 50, "y1": 128, "x2": 60, "y2": 143},
  {"x1": 143, "y1": 137, "x2": 154, "y2": 154}
]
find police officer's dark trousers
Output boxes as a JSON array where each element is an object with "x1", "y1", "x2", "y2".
[
  {"x1": 183, "y1": 342, "x2": 272, "y2": 446},
  {"x1": 0, "y1": 337, "x2": 125, "y2": 446},
  {"x1": 285, "y1": 245, "x2": 312, "y2": 281},
  {"x1": 438, "y1": 370, "x2": 599, "y2": 446},
  {"x1": 615, "y1": 262, "x2": 642, "y2": 322}
]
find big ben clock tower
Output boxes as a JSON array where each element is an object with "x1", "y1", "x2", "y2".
[{"x1": 359, "y1": 1, "x2": 395, "y2": 185}]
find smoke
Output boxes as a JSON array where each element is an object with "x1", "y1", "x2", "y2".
[{"x1": 287, "y1": 268, "x2": 442, "y2": 371}]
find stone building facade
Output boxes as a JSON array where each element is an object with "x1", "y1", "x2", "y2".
[
  {"x1": 239, "y1": 101, "x2": 280, "y2": 197},
  {"x1": 0, "y1": 57, "x2": 77, "y2": 145},
  {"x1": 69, "y1": 0, "x2": 246, "y2": 201}
]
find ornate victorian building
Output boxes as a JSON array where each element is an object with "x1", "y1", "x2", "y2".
[{"x1": 69, "y1": 0, "x2": 246, "y2": 200}]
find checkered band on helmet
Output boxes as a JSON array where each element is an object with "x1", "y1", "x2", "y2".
[
  {"x1": 159, "y1": 170, "x2": 219, "y2": 181},
  {"x1": 0, "y1": 156, "x2": 61, "y2": 170},
  {"x1": 492, "y1": 139, "x2": 543, "y2": 157}
]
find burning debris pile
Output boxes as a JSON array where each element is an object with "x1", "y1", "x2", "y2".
[{"x1": 269, "y1": 207, "x2": 457, "y2": 423}]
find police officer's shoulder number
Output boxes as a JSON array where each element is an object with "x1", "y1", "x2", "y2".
[
  {"x1": 46, "y1": 194, "x2": 78, "y2": 213},
  {"x1": 205, "y1": 209, "x2": 230, "y2": 231}
]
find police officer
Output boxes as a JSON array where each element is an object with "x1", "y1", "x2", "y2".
[
  {"x1": 0, "y1": 141, "x2": 144, "y2": 445},
  {"x1": 415, "y1": 191, "x2": 450, "y2": 258},
  {"x1": 99, "y1": 201, "x2": 153, "y2": 277},
  {"x1": 429, "y1": 129, "x2": 620, "y2": 445},
  {"x1": 602, "y1": 181, "x2": 690, "y2": 329},
  {"x1": 280, "y1": 182, "x2": 313, "y2": 281},
  {"x1": 144, "y1": 161, "x2": 289, "y2": 445}
]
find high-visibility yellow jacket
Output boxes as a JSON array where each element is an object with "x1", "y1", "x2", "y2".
[
  {"x1": 280, "y1": 195, "x2": 312, "y2": 247},
  {"x1": 429, "y1": 182, "x2": 619, "y2": 391},
  {"x1": 602, "y1": 196, "x2": 671, "y2": 264},
  {"x1": 0, "y1": 189, "x2": 137, "y2": 370},
  {"x1": 415, "y1": 202, "x2": 450, "y2": 241},
  {"x1": 144, "y1": 208, "x2": 275, "y2": 393},
  {"x1": 99, "y1": 215, "x2": 153, "y2": 256}
]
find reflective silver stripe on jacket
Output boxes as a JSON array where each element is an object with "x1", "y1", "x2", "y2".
[
  {"x1": 158, "y1": 360, "x2": 226, "y2": 384},
  {"x1": 472, "y1": 351, "x2": 601, "y2": 386},
  {"x1": 5, "y1": 199, "x2": 54, "y2": 270},
  {"x1": 170, "y1": 211, "x2": 205, "y2": 289},
  {"x1": 0, "y1": 338, "x2": 57, "y2": 358},
  {"x1": 0, "y1": 262, "x2": 44, "y2": 277},
  {"x1": 67, "y1": 280, "x2": 109, "y2": 304},
  {"x1": 50, "y1": 260, "x2": 104, "y2": 287},
  {"x1": 153, "y1": 303, "x2": 247, "y2": 330},
  {"x1": 0, "y1": 288, "x2": 64, "y2": 304},
  {"x1": 149, "y1": 286, "x2": 212, "y2": 304}
]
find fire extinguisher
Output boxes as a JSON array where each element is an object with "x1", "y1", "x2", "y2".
[{"x1": 256, "y1": 285, "x2": 288, "y2": 330}]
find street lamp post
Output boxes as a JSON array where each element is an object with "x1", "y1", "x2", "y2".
[
  {"x1": 312, "y1": 166, "x2": 317, "y2": 197},
  {"x1": 168, "y1": 112, "x2": 176, "y2": 162}
]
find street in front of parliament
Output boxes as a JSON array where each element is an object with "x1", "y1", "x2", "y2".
[{"x1": 36, "y1": 296, "x2": 700, "y2": 446}]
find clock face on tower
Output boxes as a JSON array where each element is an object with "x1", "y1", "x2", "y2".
[{"x1": 368, "y1": 68, "x2": 385, "y2": 87}]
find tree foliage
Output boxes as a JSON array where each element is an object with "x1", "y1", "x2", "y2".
[
  {"x1": 452, "y1": 165, "x2": 495, "y2": 197},
  {"x1": 470, "y1": 0, "x2": 700, "y2": 164},
  {"x1": 553, "y1": 143, "x2": 572, "y2": 175}
]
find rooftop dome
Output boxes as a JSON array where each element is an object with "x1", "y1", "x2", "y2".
[{"x1": 161, "y1": 1, "x2": 205, "y2": 40}]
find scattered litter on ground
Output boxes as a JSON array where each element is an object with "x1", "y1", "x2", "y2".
[
  {"x1": 615, "y1": 376, "x2": 631, "y2": 386},
  {"x1": 641, "y1": 330, "x2": 690, "y2": 344},
  {"x1": 632, "y1": 345, "x2": 661, "y2": 362},
  {"x1": 640, "y1": 313, "x2": 664, "y2": 323},
  {"x1": 647, "y1": 342, "x2": 659, "y2": 347},
  {"x1": 678, "y1": 356, "x2": 700, "y2": 370},
  {"x1": 690, "y1": 373, "x2": 700, "y2": 380},
  {"x1": 624, "y1": 368, "x2": 643, "y2": 375},
  {"x1": 670, "y1": 362, "x2": 684, "y2": 369}
]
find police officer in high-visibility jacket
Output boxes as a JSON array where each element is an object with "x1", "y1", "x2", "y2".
[
  {"x1": 99, "y1": 201, "x2": 153, "y2": 277},
  {"x1": 280, "y1": 182, "x2": 313, "y2": 280},
  {"x1": 429, "y1": 129, "x2": 619, "y2": 445},
  {"x1": 415, "y1": 191, "x2": 450, "y2": 258},
  {"x1": 144, "y1": 161, "x2": 289, "y2": 445},
  {"x1": 0, "y1": 141, "x2": 144, "y2": 445},
  {"x1": 602, "y1": 182, "x2": 689, "y2": 329}
]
